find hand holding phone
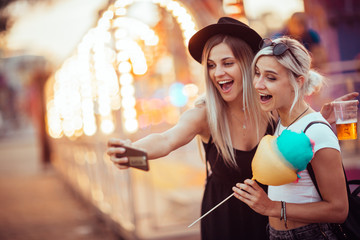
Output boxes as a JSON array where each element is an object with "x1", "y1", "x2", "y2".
[{"x1": 115, "y1": 145, "x2": 149, "y2": 171}]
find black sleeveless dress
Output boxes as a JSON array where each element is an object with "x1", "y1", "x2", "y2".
[{"x1": 200, "y1": 125, "x2": 274, "y2": 240}]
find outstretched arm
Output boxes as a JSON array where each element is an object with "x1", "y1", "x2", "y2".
[{"x1": 107, "y1": 105, "x2": 208, "y2": 169}]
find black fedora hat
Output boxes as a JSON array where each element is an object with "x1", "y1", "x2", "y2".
[{"x1": 188, "y1": 17, "x2": 262, "y2": 63}]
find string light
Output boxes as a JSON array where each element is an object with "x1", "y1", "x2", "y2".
[{"x1": 46, "y1": 0, "x2": 198, "y2": 136}]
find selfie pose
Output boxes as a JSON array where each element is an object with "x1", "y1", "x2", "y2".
[
  {"x1": 233, "y1": 37, "x2": 350, "y2": 239},
  {"x1": 107, "y1": 17, "x2": 357, "y2": 240}
]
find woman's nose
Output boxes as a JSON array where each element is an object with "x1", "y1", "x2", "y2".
[
  {"x1": 214, "y1": 66, "x2": 225, "y2": 77},
  {"x1": 254, "y1": 77, "x2": 265, "y2": 90}
]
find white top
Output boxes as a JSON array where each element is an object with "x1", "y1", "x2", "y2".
[{"x1": 268, "y1": 112, "x2": 341, "y2": 203}]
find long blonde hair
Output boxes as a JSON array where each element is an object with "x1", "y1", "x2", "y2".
[{"x1": 201, "y1": 34, "x2": 272, "y2": 168}]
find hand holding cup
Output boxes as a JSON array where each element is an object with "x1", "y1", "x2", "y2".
[{"x1": 333, "y1": 100, "x2": 359, "y2": 140}]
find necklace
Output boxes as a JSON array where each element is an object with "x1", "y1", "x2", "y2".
[
  {"x1": 231, "y1": 107, "x2": 247, "y2": 129},
  {"x1": 277, "y1": 106, "x2": 309, "y2": 135}
]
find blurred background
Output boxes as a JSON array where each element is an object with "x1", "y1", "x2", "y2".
[{"x1": 0, "y1": 0, "x2": 359, "y2": 239}]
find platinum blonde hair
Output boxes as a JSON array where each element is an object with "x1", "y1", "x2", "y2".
[
  {"x1": 201, "y1": 34, "x2": 272, "y2": 168},
  {"x1": 252, "y1": 37, "x2": 325, "y2": 116}
]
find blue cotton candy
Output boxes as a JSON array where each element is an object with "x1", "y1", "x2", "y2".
[{"x1": 276, "y1": 130, "x2": 314, "y2": 172}]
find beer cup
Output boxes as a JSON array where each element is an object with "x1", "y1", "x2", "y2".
[{"x1": 333, "y1": 100, "x2": 358, "y2": 140}]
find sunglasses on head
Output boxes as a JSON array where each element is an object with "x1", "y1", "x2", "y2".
[{"x1": 259, "y1": 38, "x2": 301, "y2": 67}]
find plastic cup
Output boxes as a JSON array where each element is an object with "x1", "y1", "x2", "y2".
[{"x1": 333, "y1": 100, "x2": 358, "y2": 140}]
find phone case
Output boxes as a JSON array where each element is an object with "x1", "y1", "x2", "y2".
[{"x1": 115, "y1": 146, "x2": 149, "y2": 171}]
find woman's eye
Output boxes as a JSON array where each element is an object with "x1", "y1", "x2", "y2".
[
  {"x1": 224, "y1": 62, "x2": 234, "y2": 66},
  {"x1": 207, "y1": 63, "x2": 215, "y2": 68},
  {"x1": 267, "y1": 75, "x2": 276, "y2": 81}
]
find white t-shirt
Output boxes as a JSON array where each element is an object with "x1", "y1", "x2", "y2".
[{"x1": 268, "y1": 112, "x2": 340, "y2": 203}]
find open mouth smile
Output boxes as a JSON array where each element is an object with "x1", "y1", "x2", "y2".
[
  {"x1": 259, "y1": 93, "x2": 272, "y2": 103},
  {"x1": 218, "y1": 80, "x2": 234, "y2": 92}
]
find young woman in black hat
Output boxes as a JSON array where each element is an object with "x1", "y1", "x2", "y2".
[{"x1": 107, "y1": 17, "x2": 357, "y2": 239}]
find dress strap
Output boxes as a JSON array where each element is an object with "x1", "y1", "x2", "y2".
[{"x1": 204, "y1": 136, "x2": 213, "y2": 179}]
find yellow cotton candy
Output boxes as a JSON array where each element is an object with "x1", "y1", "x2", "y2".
[{"x1": 252, "y1": 135, "x2": 298, "y2": 186}]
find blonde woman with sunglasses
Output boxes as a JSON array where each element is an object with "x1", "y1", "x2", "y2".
[{"x1": 233, "y1": 37, "x2": 353, "y2": 240}]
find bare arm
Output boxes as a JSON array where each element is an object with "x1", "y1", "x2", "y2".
[
  {"x1": 107, "y1": 105, "x2": 208, "y2": 168},
  {"x1": 233, "y1": 148, "x2": 348, "y2": 224},
  {"x1": 282, "y1": 148, "x2": 348, "y2": 223},
  {"x1": 132, "y1": 105, "x2": 208, "y2": 158}
]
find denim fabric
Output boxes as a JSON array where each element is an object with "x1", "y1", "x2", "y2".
[{"x1": 267, "y1": 223, "x2": 338, "y2": 240}]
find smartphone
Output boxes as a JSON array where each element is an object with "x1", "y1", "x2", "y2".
[{"x1": 115, "y1": 145, "x2": 149, "y2": 171}]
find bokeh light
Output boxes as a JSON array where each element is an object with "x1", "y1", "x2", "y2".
[{"x1": 45, "y1": 0, "x2": 198, "y2": 138}]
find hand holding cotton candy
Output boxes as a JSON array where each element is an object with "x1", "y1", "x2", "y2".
[
  {"x1": 251, "y1": 130, "x2": 314, "y2": 186},
  {"x1": 189, "y1": 130, "x2": 315, "y2": 228}
]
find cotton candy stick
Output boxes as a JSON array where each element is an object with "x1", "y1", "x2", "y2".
[{"x1": 188, "y1": 193, "x2": 234, "y2": 228}]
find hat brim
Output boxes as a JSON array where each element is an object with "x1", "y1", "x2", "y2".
[{"x1": 188, "y1": 22, "x2": 262, "y2": 63}]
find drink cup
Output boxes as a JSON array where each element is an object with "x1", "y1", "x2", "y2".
[{"x1": 333, "y1": 100, "x2": 358, "y2": 140}]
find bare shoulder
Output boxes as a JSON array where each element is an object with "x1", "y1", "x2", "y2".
[
  {"x1": 178, "y1": 103, "x2": 209, "y2": 136},
  {"x1": 179, "y1": 104, "x2": 206, "y2": 125},
  {"x1": 312, "y1": 147, "x2": 342, "y2": 165}
]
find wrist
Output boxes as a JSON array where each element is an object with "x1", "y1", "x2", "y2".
[{"x1": 267, "y1": 201, "x2": 282, "y2": 218}]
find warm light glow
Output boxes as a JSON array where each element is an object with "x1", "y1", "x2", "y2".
[
  {"x1": 124, "y1": 119, "x2": 138, "y2": 133},
  {"x1": 84, "y1": 122, "x2": 97, "y2": 136},
  {"x1": 155, "y1": 0, "x2": 197, "y2": 46},
  {"x1": 45, "y1": 0, "x2": 198, "y2": 138},
  {"x1": 114, "y1": 0, "x2": 133, "y2": 8},
  {"x1": 145, "y1": 35, "x2": 159, "y2": 46},
  {"x1": 243, "y1": 0, "x2": 304, "y2": 21},
  {"x1": 117, "y1": 50, "x2": 130, "y2": 62},
  {"x1": 183, "y1": 83, "x2": 199, "y2": 97},
  {"x1": 122, "y1": 97, "x2": 136, "y2": 109},
  {"x1": 120, "y1": 85, "x2": 135, "y2": 97},
  {"x1": 119, "y1": 73, "x2": 133, "y2": 85},
  {"x1": 101, "y1": 118, "x2": 115, "y2": 134},
  {"x1": 118, "y1": 61, "x2": 132, "y2": 73},
  {"x1": 111, "y1": 95, "x2": 121, "y2": 110},
  {"x1": 115, "y1": 7, "x2": 127, "y2": 16},
  {"x1": 123, "y1": 108, "x2": 137, "y2": 119},
  {"x1": 102, "y1": 10, "x2": 114, "y2": 20}
]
